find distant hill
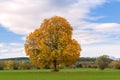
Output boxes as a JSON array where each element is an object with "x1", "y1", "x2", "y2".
[
  {"x1": 0, "y1": 56, "x2": 117, "y2": 63},
  {"x1": 0, "y1": 57, "x2": 29, "y2": 62},
  {"x1": 0, "y1": 57, "x2": 96, "y2": 63},
  {"x1": 77, "y1": 57, "x2": 96, "y2": 63},
  {"x1": 109, "y1": 56, "x2": 119, "y2": 60}
]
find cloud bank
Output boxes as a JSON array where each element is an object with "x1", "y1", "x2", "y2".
[
  {"x1": 0, "y1": 43, "x2": 26, "y2": 59},
  {"x1": 0, "y1": 0, "x2": 110, "y2": 45},
  {"x1": 0, "y1": 0, "x2": 120, "y2": 58},
  {"x1": 0, "y1": 0, "x2": 106, "y2": 34}
]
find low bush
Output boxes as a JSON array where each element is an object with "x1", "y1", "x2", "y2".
[{"x1": 109, "y1": 61, "x2": 120, "y2": 69}]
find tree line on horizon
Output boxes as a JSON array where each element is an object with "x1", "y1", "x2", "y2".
[{"x1": 0, "y1": 55, "x2": 120, "y2": 70}]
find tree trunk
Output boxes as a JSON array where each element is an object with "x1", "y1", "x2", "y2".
[{"x1": 53, "y1": 59, "x2": 58, "y2": 72}]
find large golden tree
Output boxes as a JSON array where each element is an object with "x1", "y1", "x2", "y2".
[{"x1": 24, "y1": 16, "x2": 81, "y2": 71}]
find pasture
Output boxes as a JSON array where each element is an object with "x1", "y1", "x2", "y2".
[{"x1": 0, "y1": 68, "x2": 119, "y2": 80}]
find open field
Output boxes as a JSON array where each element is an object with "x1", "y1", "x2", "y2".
[{"x1": 0, "y1": 68, "x2": 120, "y2": 80}]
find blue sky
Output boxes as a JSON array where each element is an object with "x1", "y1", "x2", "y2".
[
  {"x1": 0, "y1": 25, "x2": 24, "y2": 43},
  {"x1": 0, "y1": 0, "x2": 120, "y2": 59},
  {"x1": 88, "y1": 1, "x2": 120, "y2": 23}
]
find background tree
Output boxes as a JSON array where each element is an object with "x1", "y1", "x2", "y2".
[
  {"x1": 18, "y1": 61, "x2": 27, "y2": 70},
  {"x1": 95, "y1": 55, "x2": 111, "y2": 70},
  {"x1": 5, "y1": 60, "x2": 14, "y2": 70},
  {"x1": 0, "y1": 61, "x2": 4, "y2": 70},
  {"x1": 109, "y1": 60, "x2": 120, "y2": 69},
  {"x1": 13, "y1": 62, "x2": 19, "y2": 70},
  {"x1": 25, "y1": 16, "x2": 81, "y2": 71}
]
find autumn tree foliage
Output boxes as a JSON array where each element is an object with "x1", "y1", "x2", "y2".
[
  {"x1": 24, "y1": 16, "x2": 81, "y2": 71},
  {"x1": 5, "y1": 60, "x2": 14, "y2": 70},
  {"x1": 109, "y1": 60, "x2": 120, "y2": 69}
]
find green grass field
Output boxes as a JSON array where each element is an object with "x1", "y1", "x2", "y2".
[{"x1": 0, "y1": 68, "x2": 120, "y2": 80}]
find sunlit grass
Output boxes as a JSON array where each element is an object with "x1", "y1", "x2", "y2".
[{"x1": 0, "y1": 68, "x2": 119, "y2": 80}]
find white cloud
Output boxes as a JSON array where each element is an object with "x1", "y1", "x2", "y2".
[
  {"x1": 93, "y1": 23, "x2": 120, "y2": 33},
  {"x1": 81, "y1": 44, "x2": 120, "y2": 58},
  {"x1": 73, "y1": 22, "x2": 120, "y2": 44},
  {"x1": 0, "y1": 43, "x2": 26, "y2": 59},
  {"x1": 21, "y1": 36, "x2": 26, "y2": 41},
  {"x1": 73, "y1": 29, "x2": 105, "y2": 44},
  {"x1": 0, "y1": 0, "x2": 106, "y2": 34},
  {"x1": 77, "y1": 22, "x2": 120, "y2": 33}
]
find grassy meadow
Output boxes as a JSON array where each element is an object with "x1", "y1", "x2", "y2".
[{"x1": 0, "y1": 68, "x2": 120, "y2": 80}]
